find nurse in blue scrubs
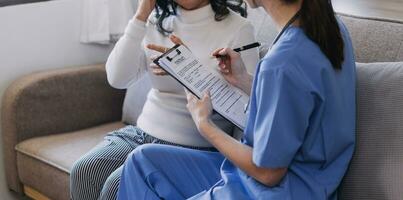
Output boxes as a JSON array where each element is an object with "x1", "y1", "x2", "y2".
[{"x1": 117, "y1": 0, "x2": 356, "y2": 199}]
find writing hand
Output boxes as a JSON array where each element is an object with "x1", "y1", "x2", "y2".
[{"x1": 212, "y1": 48, "x2": 252, "y2": 95}]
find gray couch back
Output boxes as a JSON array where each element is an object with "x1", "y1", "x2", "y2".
[
  {"x1": 122, "y1": 8, "x2": 403, "y2": 199},
  {"x1": 339, "y1": 14, "x2": 403, "y2": 63},
  {"x1": 247, "y1": 8, "x2": 403, "y2": 63}
]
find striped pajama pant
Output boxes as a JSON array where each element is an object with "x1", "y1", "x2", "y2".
[{"x1": 70, "y1": 125, "x2": 215, "y2": 200}]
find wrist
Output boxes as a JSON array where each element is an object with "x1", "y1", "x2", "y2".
[
  {"x1": 198, "y1": 120, "x2": 225, "y2": 146},
  {"x1": 198, "y1": 119, "x2": 214, "y2": 136},
  {"x1": 236, "y1": 73, "x2": 252, "y2": 91},
  {"x1": 134, "y1": 12, "x2": 150, "y2": 22}
]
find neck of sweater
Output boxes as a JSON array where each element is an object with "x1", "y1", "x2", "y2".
[{"x1": 176, "y1": 4, "x2": 215, "y2": 24}]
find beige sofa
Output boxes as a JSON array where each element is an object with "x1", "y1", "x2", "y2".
[{"x1": 2, "y1": 11, "x2": 403, "y2": 200}]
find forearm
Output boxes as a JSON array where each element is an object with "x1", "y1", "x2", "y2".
[
  {"x1": 134, "y1": 12, "x2": 149, "y2": 22},
  {"x1": 203, "y1": 123, "x2": 257, "y2": 174},
  {"x1": 105, "y1": 19, "x2": 147, "y2": 89},
  {"x1": 200, "y1": 122, "x2": 286, "y2": 187},
  {"x1": 236, "y1": 73, "x2": 254, "y2": 96}
]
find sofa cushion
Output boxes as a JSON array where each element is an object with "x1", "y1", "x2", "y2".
[
  {"x1": 17, "y1": 153, "x2": 70, "y2": 200},
  {"x1": 15, "y1": 121, "x2": 125, "y2": 173},
  {"x1": 339, "y1": 62, "x2": 403, "y2": 200},
  {"x1": 247, "y1": 10, "x2": 403, "y2": 62},
  {"x1": 337, "y1": 14, "x2": 403, "y2": 63},
  {"x1": 15, "y1": 122, "x2": 125, "y2": 200}
]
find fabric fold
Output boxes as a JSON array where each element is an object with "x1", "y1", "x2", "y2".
[{"x1": 80, "y1": 0, "x2": 136, "y2": 44}]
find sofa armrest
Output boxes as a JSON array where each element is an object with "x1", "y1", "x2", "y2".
[{"x1": 1, "y1": 64, "x2": 125, "y2": 193}]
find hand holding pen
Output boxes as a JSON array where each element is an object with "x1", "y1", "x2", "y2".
[
  {"x1": 212, "y1": 42, "x2": 260, "y2": 96},
  {"x1": 213, "y1": 42, "x2": 260, "y2": 81},
  {"x1": 214, "y1": 42, "x2": 261, "y2": 59}
]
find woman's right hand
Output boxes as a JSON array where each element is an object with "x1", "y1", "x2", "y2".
[
  {"x1": 147, "y1": 35, "x2": 186, "y2": 76},
  {"x1": 135, "y1": 0, "x2": 156, "y2": 22},
  {"x1": 212, "y1": 48, "x2": 253, "y2": 95}
]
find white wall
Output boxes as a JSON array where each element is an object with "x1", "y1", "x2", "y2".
[{"x1": 0, "y1": 0, "x2": 113, "y2": 199}]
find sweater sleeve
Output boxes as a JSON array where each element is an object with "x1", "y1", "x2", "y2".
[
  {"x1": 230, "y1": 22, "x2": 260, "y2": 75},
  {"x1": 105, "y1": 19, "x2": 148, "y2": 89}
]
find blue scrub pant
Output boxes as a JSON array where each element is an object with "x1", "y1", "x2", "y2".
[{"x1": 117, "y1": 144, "x2": 224, "y2": 200}]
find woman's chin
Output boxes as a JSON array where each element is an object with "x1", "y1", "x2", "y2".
[
  {"x1": 174, "y1": 0, "x2": 210, "y2": 11},
  {"x1": 179, "y1": 4, "x2": 204, "y2": 11},
  {"x1": 245, "y1": 0, "x2": 260, "y2": 9}
]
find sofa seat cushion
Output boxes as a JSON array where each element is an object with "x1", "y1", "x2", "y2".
[
  {"x1": 15, "y1": 121, "x2": 125, "y2": 173},
  {"x1": 15, "y1": 122, "x2": 125, "y2": 200}
]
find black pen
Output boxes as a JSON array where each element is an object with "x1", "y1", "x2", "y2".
[{"x1": 215, "y1": 42, "x2": 260, "y2": 58}]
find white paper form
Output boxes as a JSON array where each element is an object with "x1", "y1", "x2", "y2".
[{"x1": 155, "y1": 45, "x2": 249, "y2": 130}]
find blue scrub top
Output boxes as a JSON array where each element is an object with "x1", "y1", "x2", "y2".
[{"x1": 192, "y1": 21, "x2": 356, "y2": 200}]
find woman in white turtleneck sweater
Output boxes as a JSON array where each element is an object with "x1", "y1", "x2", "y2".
[{"x1": 70, "y1": 0, "x2": 259, "y2": 200}]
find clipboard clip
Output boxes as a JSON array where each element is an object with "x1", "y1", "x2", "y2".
[{"x1": 166, "y1": 49, "x2": 182, "y2": 62}]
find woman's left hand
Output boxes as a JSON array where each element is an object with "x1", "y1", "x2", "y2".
[
  {"x1": 185, "y1": 90, "x2": 214, "y2": 136},
  {"x1": 147, "y1": 34, "x2": 185, "y2": 76}
]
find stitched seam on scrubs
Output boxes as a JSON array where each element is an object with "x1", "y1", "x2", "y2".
[
  {"x1": 143, "y1": 171, "x2": 165, "y2": 199},
  {"x1": 144, "y1": 170, "x2": 160, "y2": 179}
]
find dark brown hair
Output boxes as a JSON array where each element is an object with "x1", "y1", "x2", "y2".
[
  {"x1": 283, "y1": 0, "x2": 344, "y2": 69},
  {"x1": 154, "y1": 0, "x2": 247, "y2": 35}
]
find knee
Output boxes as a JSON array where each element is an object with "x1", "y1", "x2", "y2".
[
  {"x1": 70, "y1": 156, "x2": 98, "y2": 198},
  {"x1": 70, "y1": 155, "x2": 99, "y2": 183},
  {"x1": 127, "y1": 144, "x2": 162, "y2": 164},
  {"x1": 100, "y1": 172, "x2": 121, "y2": 200},
  {"x1": 103, "y1": 173, "x2": 120, "y2": 192},
  {"x1": 71, "y1": 157, "x2": 87, "y2": 180}
]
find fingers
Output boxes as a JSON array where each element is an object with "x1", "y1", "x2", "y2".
[
  {"x1": 185, "y1": 90, "x2": 210, "y2": 103},
  {"x1": 150, "y1": 65, "x2": 167, "y2": 76},
  {"x1": 185, "y1": 89, "x2": 194, "y2": 99},
  {"x1": 146, "y1": 44, "x2": 168, "y2": 53},
  {"x1": 216, "y1": 57, "x2": 231, "y2": 74},
  {"x1": 202, "y1": 91, "x2": 211, "y2": 101},
  {"x1": 218, "y1": 64, "x2": 230, "y2": 74},
  {"x1": 149, "y1": 55, "x2": 167, "y2": 76},
  {"x1": 149, "y1": 55, "x2": 159, "y2": 61},
  {"x1": 185, "y1": 89, "x2": 191, "y2": 100},
  {"x1": 169, "y1": 34, "x2": 184, "y2": 45},
  {"x1": 212, "y1": 47, "x2": 241, "y2": 59},
  {"x1": 185, "y1": 90, "x2": 197, "y2": 107},
  {"x1": 212, "y1": 48, "x2": 233, "y2": 74},
  {"x1": 213, "y1": 47, "x2": 243, "y2": 76},
  {"x1": 212, "y1": 48, "x2": 225, "y2": 57},
  {"x1": 147, "y1": 34, "x2": 185, "y2": 54},
  {"x1": 212, "y1": 48, "x2": 230, "y2": 72},
  {"x1": 213, "y1": 48, "x2": 231, "y2": 58}
]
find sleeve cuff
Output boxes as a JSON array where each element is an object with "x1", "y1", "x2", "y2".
[
  {"x1": 253, "y1": 151, "x2": 289, "y2": 169},
  {"x1": 124, "y1": 19, "x2": 147, "y2": 40}
]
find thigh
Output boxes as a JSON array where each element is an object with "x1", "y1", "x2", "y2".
[
  {"x1": 75, "y1": 126, "x2": 142, "y2": 169},
  {"x1": 123, "y1": 144, "x2": 225, "y2": 199}
]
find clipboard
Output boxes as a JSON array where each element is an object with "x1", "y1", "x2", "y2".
[{"x1": 153, "y1": 44, "x2": 248, "y2": 130}]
